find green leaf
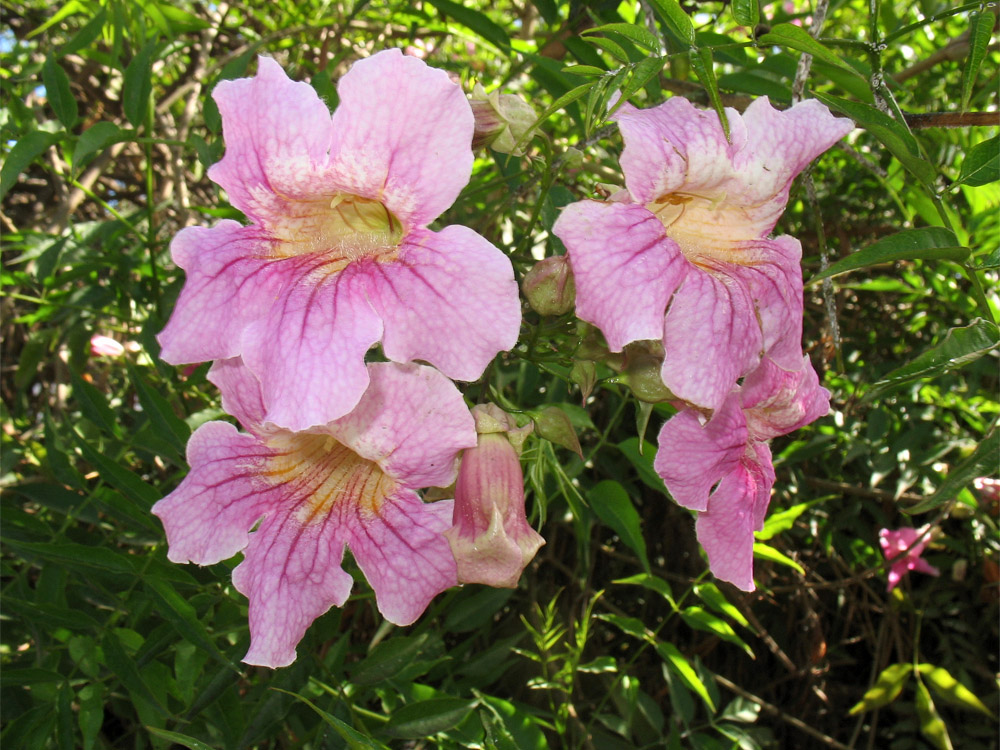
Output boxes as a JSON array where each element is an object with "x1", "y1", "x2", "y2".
[
  {"x1": 585, "y1": 23, "x2": 661, "y2": 53},
  {"x1": 562, "y1": 65, "x2": 606, "y2": 77},
  {"x1": 384, "y1": 698, "x2": 478, "y2": 739},
  {"x1": 425, "y1": 0, "x2": 510, "y2": 50},
  {"x1": 614, "y1": 572, "x2": 675, "y2": 606},
  {"x1": 849, "y1": 663, "x2": 912, "y2": 714},
  {"x1": 516, "y1": 81, "x2": 596, "y2": 154},
  {"x1": 812, "y1": 92, "x2": 936, "y2": 188},
  {"x1": 588, "y1": 480, "x2": 649, "y2": 572},
  {"x1": 60, "y1": 8, "x2": 107, "y2": 57},
  {"x1": 143, "y1": 578, "x2": 229, "y2": 665},
  {"x1": 145, "y1": 728, "x2": 215, "y2": 750},
  {"x1": 731, "y1": 0, "x2": 759, "y2": 28},
  {"x1": 758, "y1": 23, "x2": 863, "y2": 78},
  {"x1": 915, "y1": 679, "x2": 954, "y2": 750},
  {"x1": 755, "y1": 500, "x2": 817, "y2": 541},
  {"x1": 3, "y1": 539, "x2": 136, "y2": 574},
  {"x1": 0, "y1": 131, "x2": 60, "y2": 202},
  {"x1": 647, "y1": 0, "x2": 695, "y2": 46},
  {"x1": 863, "y1": 319, "x2": 1000, "y2": 403},
  {"x1": 917, "y1": 664, "x2": 993, "y2": 717},
  {"x1": 595, "y1": 612, "x2": 649, "y2": 641},
  {"x1": 689, "y1": 48, "x2": 729, "y2": 140},
  {"x1": 617, "y1": 438, "x2": 668, "y2": 495},
  {"x1": 72, "y1": 431, "x2": 160, "y2": 507},
  {"x1": 810, "y1": 228, "x2": 969, "y2": 284},
  {"x1": 78, "y1": 685, "x2": 103, "y2": 750},
  {"x1": 101, "y1": 631, "x2": 169, "y2": 717},
  {"x1": 909, "y1": 422, "x2": 999, "y2": 514},
  {"x1": 43, "y1": 56, "x2": 78, "y2": 127},
  {"x1": 656, "y1": 642, "x2": 716, "y2": 711},
  {"x1": 70, "y1": 368, "x2": 122, "y2": 438},
  {"x1": 585, "y1": 35, "x2": 632, "y2": 64},
  {"x1": 127, "y1": 362, "x2": 190, "y2": 457},
  {"x1": 273, "y1": 689, "x2": 388, "y2": 749},
  {"x1": 123, "y1": 40, "x2": 156, "y2": 127},
  {"x1": 962, "y1": 12, "x2": 995, "y2": 111},
  {"x1": 73, "y1": 122, "x2": 125, "y2": 169},
  {"x1": 751, "y1": 542, "x2": 804, "y2": 574},
  {"x1": 28, "y1": 0, "x2": 83, "y2": 37},
  {"x1": 956, "y1": 135, "x2": 999, "y2": 187},
  {"x1": 693, "y1": 583, "x2": 751, "y2": 629},
  {"x1": 615, "y1": 56, "x2": 666, "y2": 108},
  {"x1": 680, "y1": 606, "x2": 754, "y2": 656},
  {"x1": 350, "y1": 633, "x2": 433, "y2": 686}
]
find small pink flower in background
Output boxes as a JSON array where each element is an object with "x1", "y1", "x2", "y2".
[
  {"x1": 445, "y1": 404, "x2": 544, "y2": 587},
  {"x1": 879, "y1": 527, "x2": 940, "y2": 592},
  {"x1": 553, "y1": 96, "x2": 851, "y2": 411},
  {"x1": 157, "y1": 50, "x2": 520, "y2": 431},
  {"x1": 90, "y1": 334, "x2": 125, "y2": 358},
  {"x1": 655, "y1": 356, "x2": 830, "y2": 590},
  {"x1": 152, "y1": 358, "x2": 476, "y2": 668}
]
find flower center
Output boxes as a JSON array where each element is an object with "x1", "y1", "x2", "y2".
[
  {"x1": 270, "y1": 193, "x2": 404, "y2": 270},
  {"x1": 646, "y1": 192, "x2": 768, "y2": 265},
  {"x1": 262, "y1": 432, "x2": 398, "y2": 525}
]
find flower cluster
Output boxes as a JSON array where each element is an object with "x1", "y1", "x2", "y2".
[
  {"x1": 554, "y1": 96, "x2": 852, "y2": 590},
  {"x1": 153, "y1": 50, "x2": 529, "y2": 667}
]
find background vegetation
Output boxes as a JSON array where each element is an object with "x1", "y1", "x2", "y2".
[{"x1": 2, "y1": 0, "x2": 998, "y2": 748}]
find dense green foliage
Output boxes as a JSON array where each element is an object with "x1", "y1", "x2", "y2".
[{"x1": 2, "y1": 1, "x2": 998, "y2": 748}]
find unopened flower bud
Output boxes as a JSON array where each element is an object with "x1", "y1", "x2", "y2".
[
  {"x1": 90, "y1": 334, "x2": 125, "y2": 358},
  {"x1": 523, "y1": 255, "x2": 575, "y2": 316},
  {"x1": 469, "y1": 83, "x2": 537, "y2": 156},
  {"x1": 444, "y1": 404, "x2": 544, "y2": 587},
  {"x1": 621, "y1": 341, "x2": 674, "y2": 403}
]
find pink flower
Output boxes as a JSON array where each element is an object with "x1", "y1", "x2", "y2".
[
  {"x1": 152, "y1": 358, "x2": 476, "y2": 668},
  {"x1": 553, "y1": 96, "x2": 851, "y2": 411},
  {"x1": 444, "y1": 404, "x2": 544, "y2": 587},
  {"x1": 157, "y1": 51, "x2": 520, "y2": 431},
  {"x1": 90, "y1": 334, "x2": 125, "y2": 357},
  {"x1": 655, "y1": 356, "x2": 830, "y2": 590},
  {"x1": 879, "y1": 527, "x2": 940, "y2": 592}
]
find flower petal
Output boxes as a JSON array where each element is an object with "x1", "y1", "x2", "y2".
[
  {"x1": 654, "y1": 395, "x2": 748, "y2": 512},
  {"x1": 157, "y1": 221, "x2": 282, "y2": 365},
  {"x1": 347, "y1": 490, "x2": 457, "y2": 625},
  {"x1": 735, "y1": 97, "x2": 854, "y2": 229},
  {"x1": 328, "y1": 362, "x2": 476, "y2": 489},
  {"x1": 726, "y1": 236, "x2": 804, "y2": 369},
  {"x1": 554, "y1": 201, "x2": 687, "y2": 352},
  {"x1": 208, "y1": 57, "x2": 335, "y2": 225},
  {"x1": 614, "y1": 98, "x2": 747, "y2": 205},
  {"x1": 694, "y1": 450, "x2": 774, "y2": 592},
  {"x1": 661, "y1": 267, "x2": 762, "y2": 411},
  {"x1": 241, "y1": 262, "x2": 382, "y2": 431},
  {"x1": 152, "y1": 421, "x2": 276, "y2": 565},
  {"x1": 233, "y1": 507, "x2": 354, "y2": 668},
  {"x1": 742, "y1": 356, "x2": 830, "y2": 440},
  {"x1": 207, "y1": 358, "x2": 267, "y2": 434},
  {"x1": 366, "y1": 226, "x2": 520, "y2": 382},
  {"x1": 327, "y1": 49, "x2": 474, "y2": 228}
]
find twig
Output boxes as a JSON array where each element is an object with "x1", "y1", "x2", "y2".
[
  {"x1": 714, "y1": 673, "x2": 853, "y2": 750},
  {"x1": 905, "y1": 110, "x2": 1000, "y2": 129}
]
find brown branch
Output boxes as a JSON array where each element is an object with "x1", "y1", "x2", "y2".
[{"x1": 904, "y1": 110, "x2": 1000, "y2": 129}]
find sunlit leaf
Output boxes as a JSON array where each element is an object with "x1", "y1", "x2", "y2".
[
  {"x1": 849, "y1": 663, "x2": 912, "y2": 714},
  {"x1": 962, "y1": 12, "x2": 995, "y2": 111},
  {"x1": 758, "y1": 23, "x2": 863, "y2": 78},
  {"x1": 917, "y1": 664, "x2": 993, "y2": 717}
]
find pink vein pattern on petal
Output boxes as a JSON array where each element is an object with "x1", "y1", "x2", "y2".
[
  {"x1": 208, "y1": 57, "x2": 335, "y2": 225},
  {"x1": 328, "y1": 362, "x2": 476, "y2": 489},
  {"x1": 661, "y1": 268, "x2": 762, "y2": 411},
  {"x1": 735, "y1": 97, "x2": 855, "y2": 224},
  {"x1": 366, "y1": 226, "x2": 520, "y2": 383},
  {"x1": 554, "y1": 201, "x2": 687, "y2": 352},
  {"x1": 654, "y1": 395, "x2": 748, "y2": 512},
  {"x1": 694, "y1": 448, "x2": 774, "y2": 592},
  {"x1": 614, "y1": 99, "x2": 747, "y2": 205},
  {"x1": 152, "y1": 421, "x2": 276, "y2": 566},
  {"x1": 157, "y1": 221, "x2": 282, "y2": 365},
  {"x1": 328, "y1": 48, "x2": 474, "y2": 228},
  {"x1": 742, "y1": 356, "x2": 831, "y2": 440},
  {"x1": 233, "y1": 508, "x2": 354, "y2": 668},
  {"x1": 207, "y1": 358, "x2": 267, "y2": 433},
  {"x1": 726, "y1": 236, "x2": 804, "y2": 369},
  {"x1": 241, "y1": 262, "x2": 382, "y2": 431},
  {"x1": 348, "y1": 491, "x2": 458, "y2": 626}
]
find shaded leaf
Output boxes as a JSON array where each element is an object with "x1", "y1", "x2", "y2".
[
  {"x1": 73, "y1": 122, "x2": 125, "y2": 169},
  {"x1": 588, "y1": 480, "x2": 649, "y2": 571},
  {"x1": 123, "y1": 40, "x2": 156, "y2": 127},
  {"x1": 810, "y1": 227, "x2": 969, "y2": 284},
  {"x1": 43, "y1": 56, "x2": 78, "y2": 127},
  {"x1": 962, "y1": 12, "x2": 995, "y2": 111},
  {"x1": 732, "y1": 0, "x2": 759, "y2": 29},
  {"x1": 274, "y1": 689, "x2": 388, "y2": 749},
  {"x1": 383, "y1": 698, "x2": 478, "y2": 739},
  {"x1": 425, "y1": 0, "x2": 509, "y2": 50},
  {"x1": 647, "y1": 0, "x2": 694, "y2": 45},
  {"x1": 0, "y1": 131, "x2": 60, "y2": 202},
  {"x1": 145, "y1": 728, "x2": 214, "y2": 750},
  {"x1": 758, "y1": 23, "x2": 863, "y2": 78},
  {"x1": 956, "y1": 135, "x2": 999, "y2": 187},
  {"x1": 909, "y1": 422, "x2": 999, "y2": 514},
  {"x1": 350, "y1": 633, "x2": 433, "y2": 686}
]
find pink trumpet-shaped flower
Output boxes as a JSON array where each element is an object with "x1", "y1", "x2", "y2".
[
  {"x1": 879, "y1": 527, "x2": 940, "y2": 592},
  {"x1": 553, "y1": 96, "x2": 851, "y2": 411},
  {"x1": 655, "y1": 356, "x2": 830, "y2": 590},
  {"x1": 157, "y1": 51, "x2": 520, "y2": 431},
  {"x1": 444, "y1": 404, "x2": 544, "y2": 587},
  {"x1": 152, "y1": 358, "x2": 476, "y2": 668}
]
